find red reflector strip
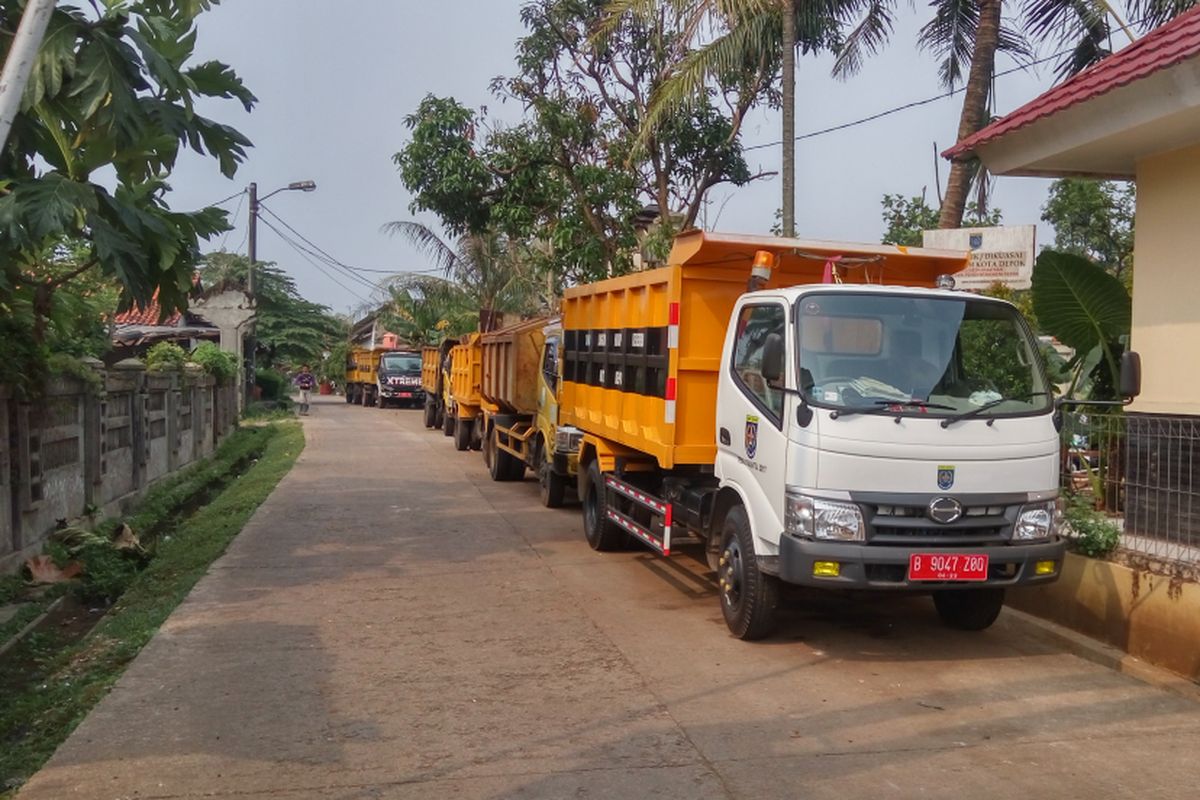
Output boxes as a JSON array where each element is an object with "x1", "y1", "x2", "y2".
[
  {"x1": 606, "y1": 509, "x2": 665, "y2": 555},
  {"x1": 604, "y1": 475, "x2": 667, "y2": 514},
  {"x1": 668, "y1": 302, "x2": 680, "y2": 326},
  {"x1": 665, "y1": 377, "x2": 677, "y2": 401}
]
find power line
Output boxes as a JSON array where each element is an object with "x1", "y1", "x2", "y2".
[
  {"x1": 256, "y1": 202, "x2": 446, "y2": 276},
  {"x1": 206, "y1": 189, "x2": 247, "y2": 208},
  {"x1": 219, "y1": 190, "x2": 247, "y2": 251},
  {"x1": 743, "y1": 45, "x2": 1078, "y2": 152},
  {"x1": 257, "y1": 215, "x2": 381, "y2": 293},
  {"x1": 258, "y1": 215, "x2": 374, "y2": 303}
]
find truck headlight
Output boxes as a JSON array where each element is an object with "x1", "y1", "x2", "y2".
[
  {"x1": 554, "y1": 426, "x2": 582, "y2": 454},
  {"x1": 1014, "y1": 500, "x2": 1058, "y2": 541},
  {"x1": 785, "y1": 492, "x2": 865, "y2": 542}
]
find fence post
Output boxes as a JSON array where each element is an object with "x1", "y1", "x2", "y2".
[
  {"x1": 113, "y1": 359, "x2": 148, "y2": 492},
  {"x1": 81, "y1": 358, "x2": 105, "y2": 511}
]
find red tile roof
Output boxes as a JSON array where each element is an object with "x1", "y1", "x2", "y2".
[
  {"x1": 113, "y1": 291, "x2": 183, "y2": 327},
  {"x1": 945, "y1": 6, "x2": 1200, "y2": 159}
]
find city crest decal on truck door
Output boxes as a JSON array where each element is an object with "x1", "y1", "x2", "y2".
[
  {"x1": 745, "y1": 415, "x2": 759, "y2": 459},
  {"x1": 937, "y1": 465, "x2": 955, "y2": 490}
]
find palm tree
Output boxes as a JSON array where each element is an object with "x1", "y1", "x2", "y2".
[
  {"x1": 381, "y1": 221, "x2": 542, "y2": 331},
  {"x1": 834, "y1": 0, "x2": 1198, "y2": 229}
]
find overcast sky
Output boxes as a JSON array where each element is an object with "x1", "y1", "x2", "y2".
[{"x1": 168, "y1": 0, "x2": 1096, "y2": 317}]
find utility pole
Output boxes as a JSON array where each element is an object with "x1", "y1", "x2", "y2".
[
  {"x1": 0, "y1": 0, "x2": 56, "y2": 152},
  {"x1": 245, "y1": 181, "x2": 258, "y2": 405}
]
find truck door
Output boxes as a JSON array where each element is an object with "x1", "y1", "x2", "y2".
[
  {"x1": 716, "y1": 300, "x2": 790, "y2": 550},
  {"x1": 538, "y1": 334, "x2": 560, "y2": 431}
]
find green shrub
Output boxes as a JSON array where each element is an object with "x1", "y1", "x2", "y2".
[
  {"x1": 255, "y1": 368, "x2": 287, "y2": 400},
  {"x1": 73, "y1": 544, "x2": 143, "y2": 605},
  {"x1": 0, "y1": 573, "x2": 25, "y2": 605},
  {"x1": 145, "y1": 342, "x2": 187, "y2": 372},
  {"x1": 190, "y1": 342, "x2": 237, "y2": 382},
  {"x1": 1065, "y1": 496, "x2": 1121, "y2": 558}
]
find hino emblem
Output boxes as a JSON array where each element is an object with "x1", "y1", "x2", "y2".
[{"x1": 928, "y1": 497, "x2": 963, "y2": 525}]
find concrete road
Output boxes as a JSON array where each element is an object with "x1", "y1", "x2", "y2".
[{"x1": 20, "y1": 397, "x2": 1200, "y2": 799}]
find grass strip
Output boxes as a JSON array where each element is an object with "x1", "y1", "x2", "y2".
[{"x1": 0, "y1": 421, "x2": 304, "y2": 794}]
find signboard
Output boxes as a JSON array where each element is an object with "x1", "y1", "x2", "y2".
[{"x1": 922, "y1": 224, "x2": 1036, "y2": 290}]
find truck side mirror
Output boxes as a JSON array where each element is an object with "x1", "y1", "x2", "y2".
[
  {"x1": 1120, "y1": 350, "x2": 1142, "y2": 399},
  {"x1": 762, "y1": 333, "x2": 785, "y2": 384}
]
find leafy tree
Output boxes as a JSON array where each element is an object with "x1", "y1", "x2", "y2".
[
  {"x1": 1041, "y1": 178, "x2": 1134, "y2": 287},
  {"x1": 879, "y1": 190, "x2": 1001, "y2": 246},
  {"x1": 0, "y1": 0, "x2": 253, "y2": 392},
  {"x1": 396, "y1": 0, "x2": 781, "y2": 282},
  {"x1": 1031, "y1": 249, "x2": 1130, "y2": 400},
  {"x1": 199, "y1": 252, "x2": 343, "y2": 370}
]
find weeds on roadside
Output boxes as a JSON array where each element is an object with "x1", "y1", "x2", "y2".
[{"x1": 1064, "y1": 495, "x2": 1122, "y2": 558}]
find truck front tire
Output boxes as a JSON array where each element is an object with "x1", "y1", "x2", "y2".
[
  {"x1": 454, "y1": 418, "x2": 473, "y2": 451},
  {"x1": 582, "y1": 460, "x2": 625, "y2": 551},
  {"x1": 932, "y1": 588, "x2": 1005, "y2": 631},
  {"x1": 423, "y1": 400, "x2": 437, "y2": 428},
  {"x1": 718, "y1": 506, "x2": 780, "y2": 641},
  {"x1": 540, "y1": 455, "x2": 566, "y2": 506}
]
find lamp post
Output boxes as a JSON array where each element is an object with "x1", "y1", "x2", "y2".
[{"x1": 245, "y1": 180, "x2": 316, "y2": 403}]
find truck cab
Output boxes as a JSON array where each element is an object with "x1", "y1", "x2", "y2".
[
  {"x1": 714, "y1": 284, "x2": 1064, "y2": 632},
  {"x1": 376, "y1": 349, "x2": 424, "y2": 409}
]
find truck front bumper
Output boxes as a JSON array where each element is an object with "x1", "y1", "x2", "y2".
[
  {"x1": 380, "y1": 387, "x2": 425, "y2": 401},
  {"x1": 777, "y1": 534, "x2": 1067, "y2": 590}
]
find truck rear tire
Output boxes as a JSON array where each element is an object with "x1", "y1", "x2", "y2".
[
  {"x1": 538, "y1": 443, "x2": 566, "y2": 508},
  {"x1": 443, "y1": 411, "x2": 455, "y2": 437},
  {"x1": 718, "y1": 506, "x2": 780, "y2": 641},
  {"x1": 582, "y1": 460, "x2": 626, "y2": 551},
  {"x1": 932, "y1": 588, "x2": 1005, "y2": 631},
  {"x1": 454, "y1": 418, "x2": 472, "y2": 451},
  {"x1": 423, "y1": 400, "x2": 437, "y2": 428}
]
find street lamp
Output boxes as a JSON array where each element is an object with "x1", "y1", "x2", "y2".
[{"x1": 245, "y1": 179, "x2": 317, "y2": 403}]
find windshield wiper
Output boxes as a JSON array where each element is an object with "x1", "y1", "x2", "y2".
[
  {"x1": 940, "y1": 392, "x2": 1049, "y2": 428},
  {"x1": 830, "y1": 399, "x2": 954, "y2": 420},
  {"x1": 872, "y1": 399, "x2": 956, "y2": 411}
]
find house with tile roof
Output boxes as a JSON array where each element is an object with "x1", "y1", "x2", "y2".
[{"x1": 944, "y1": 7, "x2": 1200, "y2": 678}]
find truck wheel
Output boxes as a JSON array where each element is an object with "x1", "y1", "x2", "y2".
[
  {"x1": 718, "y1": 506, "x2": 780, "y2": 641},
  {"x1": 345, "y1": 391, "x2": 354, "y2": 404},
  {"x1": 582, "y1": 460, "x2": 625, "y2": 551},
  {"x1": 454, "y1": 418, "x2": 472, "y2": 451},
  {"x1": 932, "y1": 588, "x2": 1005, "y2": 631},
  {"x1": 538, "y1": 444, "x2": 566, "y2": 508},
  {"x1": 443, "y1": 411, "x2": 455, "y2": 437},
  {"x1": 423, "y1": 400, "x2": 437, "y2": 428},
  {"x1": 434, "y1": 406, "x2": 444, "y2": 429}
]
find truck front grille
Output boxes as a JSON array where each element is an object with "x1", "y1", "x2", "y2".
[{"x1": 866, "y1": 503, "x2": 1013, "y2": 546}]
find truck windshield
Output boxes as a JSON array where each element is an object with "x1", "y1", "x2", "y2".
[
  {"x1": 796, "y1": 293, "x2": 1050, "y2": 418},
  {"x1": 380, "y1": 353, "x2": 421, "y2": 373}
]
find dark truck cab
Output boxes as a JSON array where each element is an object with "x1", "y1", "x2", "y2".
[{"x1": 377, "y1": 350, "x2": 424, "y2": 409}]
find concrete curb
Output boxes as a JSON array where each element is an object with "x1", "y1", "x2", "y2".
[{"x1": 999, "y1": 605, "x2": 1200, "y2": 704}]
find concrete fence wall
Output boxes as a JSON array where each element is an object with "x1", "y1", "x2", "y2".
[{"x1": 0, "y1": 363, "x2": 239, "y2": 574}]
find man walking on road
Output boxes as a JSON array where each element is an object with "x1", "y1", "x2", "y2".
[{"x1": 294, "y1": 364, "x2": 316, "y2": 415}]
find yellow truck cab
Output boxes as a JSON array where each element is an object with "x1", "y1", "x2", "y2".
[{"x1": 560, "y1": 230, "x2": 1138, "y2": 640}]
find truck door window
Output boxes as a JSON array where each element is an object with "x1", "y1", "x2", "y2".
[
  {"x1": 731, "y1": 304, "x2": 787, "y2": 424},
  {"x1": 543, "y1": 337, "x2": 559, "y2": 393}
]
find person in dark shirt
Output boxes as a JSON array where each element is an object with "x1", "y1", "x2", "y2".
[{"x1": 294, "y1": 365, "x2": 316, "y2": 415}]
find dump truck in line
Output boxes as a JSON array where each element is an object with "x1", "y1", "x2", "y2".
[
  {"x1": 478, "y1": 317, "x2": 581, "y2": 508},
  {"x1": 421, "y1": 338, "x2": 458, "y2": 429},
  {"x1": 346, "y1": 346, "x2": 424, "y2": 408}
]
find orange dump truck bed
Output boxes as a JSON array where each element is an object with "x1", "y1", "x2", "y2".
[
  {"x1": 450, "y1": 333, "x2": 483, "y2": 411},
  {"x1": 480, "y1": 317, "x2": 548, "y2": 416},
  {"x1": 560, "y1": 230, "x2": 970, "y2": 469}
]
